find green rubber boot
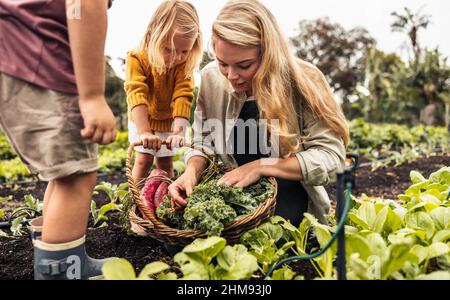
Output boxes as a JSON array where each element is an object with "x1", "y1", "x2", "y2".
[{"x1": 33, "y1": 236, "x2": 113, "y2": 280}]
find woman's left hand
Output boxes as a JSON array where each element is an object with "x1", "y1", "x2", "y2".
[{"x1": 217, "y1": 160, "x2": 262, "y2": 188}]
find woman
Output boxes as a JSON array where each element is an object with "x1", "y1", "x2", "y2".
[{"x1": 168, "y1": 0, "x2": 349, "y2": 226}]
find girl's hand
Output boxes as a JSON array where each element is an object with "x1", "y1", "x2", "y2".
[
  {"x1": 140, "y1": 132, "x2": 162, "y2": 150},
  {"x1": 217, "y1": 160, "x2": 263, "y2": 188},
  {"x1": 165, "y1": 134, "x2": 185, "y2": 150},
  {"x1": 166, "y1": 117, "x2": 189, "y2": 150},
  {"x1": 168, "y1": 170, "x2": 198, "y2": 207}
]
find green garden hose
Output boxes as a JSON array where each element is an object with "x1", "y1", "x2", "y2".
[{"x1": 265, "y1": 181, "x2": 353, "y2": 279}]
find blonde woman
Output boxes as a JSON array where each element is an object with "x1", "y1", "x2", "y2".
[
  {"x1": 169, "y1": 0, "x2": 349, "y2": 226},
  {"x1": 125, "y1": 0, "x2": 202, "y2": 183}
]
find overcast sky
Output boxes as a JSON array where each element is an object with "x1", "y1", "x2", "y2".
[{"x1": 105, "y1": 0, "x2": 450, "y2": 77}]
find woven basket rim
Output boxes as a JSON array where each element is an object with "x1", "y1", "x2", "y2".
[{"x1": 126, "y1": 141, "x2": 278, "y2": 241}]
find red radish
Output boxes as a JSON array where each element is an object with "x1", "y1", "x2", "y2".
[
  {"x1": 154, "y1": 181, "x2": 169, "y2": 209},
  {"x1": 140, "y1": 180, "x2": 159, "y2": 214},
  {"x1": 139, "y1": 169, "x2": 169, "y2": 215}
]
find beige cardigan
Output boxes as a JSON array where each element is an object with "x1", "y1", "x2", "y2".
[{"x1": 185, "y1": 61, "x2": 346, "y2": 224}]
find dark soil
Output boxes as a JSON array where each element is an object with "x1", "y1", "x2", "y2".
[
  {"x1": 1, "y1": 153, "x2": 449, "y2": 280},
  {"x1": 326, "y1": 153, "x2": 450, "y2": 203}
]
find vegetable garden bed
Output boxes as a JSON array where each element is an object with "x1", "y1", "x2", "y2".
[{"x1": 0, "y1": 153, "x2": 449, "y2": 280}]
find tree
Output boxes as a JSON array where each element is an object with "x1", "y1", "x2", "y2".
[
  {"x1": 200, "y1": 51, "x2": 214, "y2": 70},
  {"x1": 391, "y1": 7, "x2": 431, "y2": 65},
  {"x1": 357, "y1": 48, "x2": 421, "y2": 124},
  {"x1": 105, "y1": 56, "x2": 127, "y2": 130},
  {"x1": 291, "y1": 18, "x2": 375, "y2": 107},
  {"x1": 415, "y1": 49, "x2": 450, "y2": 127}
]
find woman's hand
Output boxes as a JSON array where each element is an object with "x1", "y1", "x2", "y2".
[
  {"x1": 140, "y1": 132, "x2": 162, "y2": 150},
  {"x1": 217, "y1": 160, "x2": 263, "y2": 188},
  {"x1": 168, "y1": 170, "x2": 198, "y2": 207}
]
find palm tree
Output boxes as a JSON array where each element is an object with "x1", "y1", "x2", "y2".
[{"x1": 391, "y1": 7, "x2": 431, "y2": 65}]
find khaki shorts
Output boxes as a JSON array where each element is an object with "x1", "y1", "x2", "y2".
[{"x1": 0, "y1": 73, "x2": 98, "y2": 181}]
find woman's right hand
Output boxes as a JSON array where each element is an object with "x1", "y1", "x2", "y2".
[
  {"x1": 168, "y1": 170, "x2": 198, "y2": 207},
  {"x1": 140, "y1": 131, "x2": 162, "y2": 150}
]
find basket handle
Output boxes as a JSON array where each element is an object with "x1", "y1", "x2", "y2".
[{"x1": 125, "y1": 140, "x2": 216, "y2": 224}]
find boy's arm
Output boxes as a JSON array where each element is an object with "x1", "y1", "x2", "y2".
[{"x1": 66, "y1": 0, "x2": 116, "y2": 145}]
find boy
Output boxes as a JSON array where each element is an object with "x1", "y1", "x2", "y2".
[{"x1": 0, "y1": 0, "x2": 116, "y2": 279}]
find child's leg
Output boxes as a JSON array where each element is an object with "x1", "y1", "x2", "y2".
[
  {"x1": 42, "y1": 181, "x2": 54, "y2": 217},
  {"x1": 156, "y1": 156, "x2": 174, "y2": 178},
  {"x1": 132, "y1": 152, "x2": 154, "y2": 185},
  {"x1": 42, "y1": 172, "x2": 96, "y2": 243}
]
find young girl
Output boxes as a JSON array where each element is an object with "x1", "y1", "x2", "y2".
[{"x1": 125, "y1": 0, "x2": 202, "y2": 184}]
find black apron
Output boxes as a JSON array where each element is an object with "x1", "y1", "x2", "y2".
[{"x1": 230, "y1": 100, "x2": 308, "y2": 226}]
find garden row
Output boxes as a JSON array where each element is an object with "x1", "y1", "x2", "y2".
[
  {"x1": 102, "y1": 166, "x2": 450, "y2": 280},
  {"x1": 1, "y1": 154, "x2": 449, "y2": 279},
  {"x1": 0, "y1": 120, "x2": 449, "y2": 183}
]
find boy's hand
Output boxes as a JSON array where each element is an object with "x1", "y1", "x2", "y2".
[
  {"x1": 140, "y1": 132, "x2": 162, "y2": 150},
  {"x1": 79, "y1": 96, "x2": 117, "y2": 145}
]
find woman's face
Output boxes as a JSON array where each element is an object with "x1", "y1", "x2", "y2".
[{"x1": 215, "y1": 39, "x2": 261, "y2": 96}]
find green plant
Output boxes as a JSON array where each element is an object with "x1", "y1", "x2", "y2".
[
  {"x1": 90, "y1": 200, "x2": 121, "y2": 228},
  {"x1": 0, "y1": 196, "x2": 12, "y2": 218},
  {"x1": 268, "y1": 266, "x2": 304, "y2": 280},
  {"x1": 94, "y1": 182, "x2": 128, "y2": 204},
  {"x1": 240, "y1": 222, "x2": 295, "y2": 274},
  {"x1": 90, "y1": 181, "x2": 127, "y2": 228},
  {"x1": 0, "y1": 157, "x2": 30, "y2": 183},
  {"x1": 102, "y1": 236, "x2": 259, "y2": 280},
  {"x1": 343, "y1": 167, "x2": 449, "y2": 279},
  {"x1": 98, "y1": 148, "x2": 127, "y2": 172},
  {"x1": 174, "y1": 237, "x2": 258, "y2": 280},
  {"x1": 6, "y1": 195, "x2": 42, "y2": 237},
  {"x1": 107, "y1": 166, "x2": 450, "y2": 281},
  {"x1": 102, "y1": 259, "x2": 176, "y2": 280},
  {"x1": 348, "y1": 119, "x2": 450, "y2": 170},
  {"x1": 0, "y1": 135, "x2": 16, "y2": 160}
]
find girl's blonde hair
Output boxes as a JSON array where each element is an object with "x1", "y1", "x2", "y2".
[
  {"x1": 140, "y1": 0, "x2": 202, "y2": 77},
  {"x1": 212, "y1": 0, "x2": 349, "y2": 156}
]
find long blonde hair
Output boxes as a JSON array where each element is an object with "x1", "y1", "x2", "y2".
[
  {"x1": 212, "y1": 0, "x2": 349, "y2": 156},
  {"x1": 140, "y1": 0, "x2": 203, "y2": 77}
]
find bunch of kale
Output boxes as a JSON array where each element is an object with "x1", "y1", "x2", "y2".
[{"x1": 156, "y1": 175, "x2": 275, "y2": 236}]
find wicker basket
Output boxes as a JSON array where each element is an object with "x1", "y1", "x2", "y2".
[{"x1": 126, "y1": 141, "x2": 278, "y2": 246}]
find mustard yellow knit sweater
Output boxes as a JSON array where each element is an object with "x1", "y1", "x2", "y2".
[{"x1": 124, "y1": 50, "x2": 193, "y2": 132}]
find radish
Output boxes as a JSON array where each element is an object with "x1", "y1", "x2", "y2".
[
  {"x1": 139, "y1": 169, "x2": 169, "y2": 214},
  {"x1": 154, "y1": 181, "x2": 169, "y2": 209}
]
